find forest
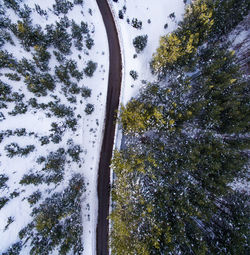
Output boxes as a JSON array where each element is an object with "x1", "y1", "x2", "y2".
[{"x1": 110, "y1": 0, "x2": 249, "y2": 254}]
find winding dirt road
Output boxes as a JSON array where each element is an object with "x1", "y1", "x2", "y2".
[{"x1": 95, "y1": 1, "x2": 122, "y2": 254}]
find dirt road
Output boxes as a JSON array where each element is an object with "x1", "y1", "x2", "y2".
[{"x1": 95, "y1": 1, "x2": 122, "y2": 254}]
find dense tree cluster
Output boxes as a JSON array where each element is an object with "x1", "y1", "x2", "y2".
[{"x1": 110, "y1": 0, "x2": 249, "y2": 254}]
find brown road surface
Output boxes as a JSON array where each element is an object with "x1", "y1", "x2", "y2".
[{"x1": 95, "y1": 0, "x2": 122, "y2": 254}]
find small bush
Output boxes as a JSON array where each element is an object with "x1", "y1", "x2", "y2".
[
  {"x1": 84, "y1": 60, "x2": 97, "y2": 77},
  {"x1": 81, "y1": 86, "x2": 91, "y2": 98},
  {"x1": 169, "y1": 12, "x2": 175, "y2": 20},
  {"x1": 20, "y1": 173, "x2": 43, "y2": 186},
  {"x1": 4, "y1": 73, "x2": 21, "y2": 81},
  {"x1": 132, "y1": 18, "x2": 142, "y2": 29},
  {"x1": 4, "y1": 216, "x2": 14, "y2": 231},
  {"x1": 27, "y1": 191, "x2": 42, "y2": 206},
  {"x1": 39, "y1": 136, "x2": 50, "y2": 146},
  {"x1": 86, "y1": 37, "x2": 94, "y2": 50},
  {"x1": 133, "y1": 35, "x2": 148, "y2": 53},
  {"x1": 53, "y1": 0, "x2": 73, "y2": 15},
  {"x1": 5, "y1": 143, "x2": 35, "y2": 158},
  {"x1": 85, "y1": 103, "x2": 94, "y2": 115},
  {"x1": 67, "y1": 142, "x2": 82, "y2": 162},
  {"x1": 129, "y1": 70, "x2": 138, "y2": 80},
  {"x1": 118, "y1": 10, "x2": 124, "y2": 19},
  {"x1": 0, "y1": 197, "x2": 9, "y2": 209},
  {"x1": 2, "y1": 241, "x2": 22, "y2": 255},
  {"x1": 0, "y1": 174, "x2": 8, "y2": 189},
  {"x1": 49, "y1": 103, "x2": 74, "y2": 118}
]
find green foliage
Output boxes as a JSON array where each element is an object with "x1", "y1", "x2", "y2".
[
  {"x1": 133, "y1": 35, "x2": 148, "y2": 53},
  {"x1": 0, "y1": 196, "x2": 9, "y2": 209},
  {"x1": 49, "y1": 102, "x2": 74, "y2": 118},
  {"x1": 111, "y1": 1, "x2": 249, "y2": 254},
  {"x1": 19, "y1": 174, "x2": 85, "y2": 254},
  {"x1": 84, "y1": 103, "x2": 94, "y2": 115},
  {"x1": 85, "y1": 37, "x2": 94, "y2": 50},
  {"x1": 129, "y1": 70, "x2": 138, "y2": 80},
  {"x1": 0, "y1": 174, "x2": 9, "y2": 189},
  {"x1": 46, "y1": 21, "x2": 72, "y2": 54},
  {"x1": 24, "y1": 72, "x2": 55, "y2": 96},
  {"x1": 67, "y1": 140, "x2": 82, "y2": 162},
  {"x1": 2, "y1": 241, "x2": 22, "y2": 255},
  {"x1": 81, "y1": 86, "x2": 91, "y2": 98},
  {"x1": 19, "y1": 173, "x2": 43, "y2": 186},
  {"x1": 5, "y1": 143, "x2": 35, "y2": 158},
  {"x1": 131, "y1": 18, "x2": 142, "y2": 29},
  {"x1": 4, "y1": 216, "x2": 14, "y2": 231},
  {"x1": 0, "y1": 50, "x2": 17, "y2": 69},
  {"x1": 4, "y1": 73, "x2": 21, "y2": 81},
  {"x1": 84, "y1": 60, "x2": 97, "y2": 77},
  {"x1": 27, "y1": 191, "x2": 42, "y2": 206},
  {"x1": 53, "y1": 0, "x2": 73, "y2": 15},
  {"x1": 32, "y1": 45, "x2": 51, "y2": 71},
  {"x1": 13, "y1": 21, "x2": 46, "y2": 50}
]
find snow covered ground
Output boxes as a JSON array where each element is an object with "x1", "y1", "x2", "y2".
[
  {"x1": 0, "y1": 0, "x2": 108, "y2": 254},
  {"x1": 109, "y1": 0, "x2": 185, "y2": 104}
]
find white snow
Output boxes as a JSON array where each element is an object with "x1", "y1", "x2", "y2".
[
  {"x1": 0, "y1": 0, "x2": 109, "y2": 254},
  {"x1": 108, "y1": 0, "x2": 185, "y2": 104}
]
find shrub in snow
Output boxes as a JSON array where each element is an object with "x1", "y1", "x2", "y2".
[
  {"x1": 39, "y1": 136, "x2": 50, "y2": 146},
  {"x1": 4, "y1": 216, "x2": 14, "y2": 231},
  {"x1": 25, "y1": 72, "x2": 55, "y2": 96},
  {"x1": 20, "y1": 173, "x2": 43, "y2": 186},
  {"x1": 67, "y1": 142, "x2": 82, "y2": 162},
  {"x1": 53, "y1": 50, "x2": 66, "y2": 63},
  {"x1": 2, "y1": 241, "x2": 22, "y2": 255},
  {"x1": 14, "y1": 128, "x2": 26, "y2": 136},
  {"x1": 46, "y1": 22, "x2": 72, "y2": 54},
  {"x1": 81, "y1": 21, "x2": 89, "y2": 34},
  {"x1": 129, "y1": 70, "x2": 138, "y2": 80},
  {"x1": 81, "y1": 86, "x2": 91, "y2": 98},
  {"x1": 53, "y1": 0, "x2": 73, "y2": 16},
  {"x1": 169, "y1": 12, "x2": 176, "y2": 20},
  {"x1": 5, "y1": 143, "x2": 35, "y2": 158},
  {"x1": 85, "y1": 103, "x2": 94, "y2": 115},
  {"x1": 18, "y1": 174, "x2": 85, "y2": 254},
  {"x1": 74, "y1": 0, "x2": 83, "y2": 4},
  {"x1": 118, "y1": 10, "x2": 124, "y2": 19},
  {"x1": 133, "y1": 35, "x2": 148, "y2": 53},
  {"x1": 66, "y1": 117, "x2": 78, "y2": 131},
  {"x1": 32, "y1": 45, "x2": 51, "y2": 71},
  {"x1": 49, "y1": 103, "x2": 74, "y2": 118},
  {"x1": 13, "y1": 21, "x2": 46, "y2": 50},
  {"x1": 71, "y1": 20, "x2": 83, "y2": 40},
  {"x1": 164, "y1": 23, "x2": 168, "y2": 29},
  {"x1": 35, "y1": 4, "x2": 47, "y2": 16},
  {"x1": 66, "y1": 59, "x2": 83, "y2": 81},
  {"x1": 4, "y1": 73, "x2": 21, "y2": 81},
  {"x1": 8, "y1": 101, "x2": 28, "y2": 116},
  {"x1": 43, "y1": 148, "x2": 66, "y2": 172},
  {"x1": 0, "y1": 197, "x2": 9, "y2": 209},
  {"x1": 131, "y1": 18, "x2": 142, "y2": 29},
  {"x1": 84, "y1": 60, "x2": 97, "y2": 77},
  {"x1": 0, "y1": 174, "x2": 8, "y2": 190},
  {"x1": 86, "y1": 37, "x2": 94, "y2": 50},
  {"x1": 0, "y1": 50, "x2": 17, "y2": 69},
  {"x1": 27, "y1": 191, "x2": 42, "y2": 206},
  {"x1": 0, "y1": 80, "x2": 12, "y2": 102}
]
